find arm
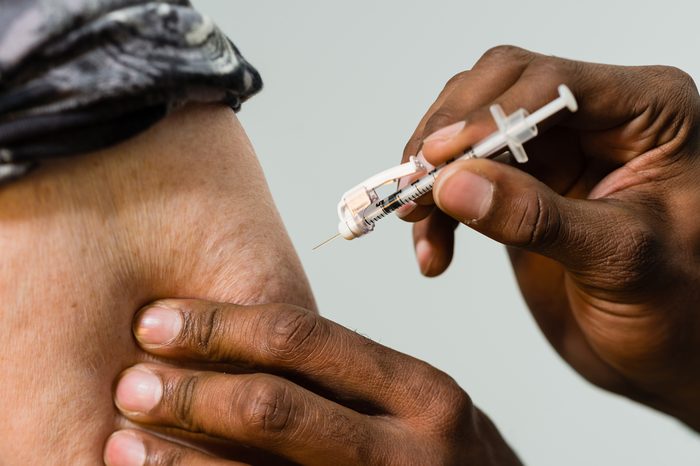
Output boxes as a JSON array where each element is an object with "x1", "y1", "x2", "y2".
[
  {"x1": 103, "y1": 48, "x2": 700, "y2": 466},
  {"x1": 0, "y1": 104, "x2": 315, "y2": 465}
]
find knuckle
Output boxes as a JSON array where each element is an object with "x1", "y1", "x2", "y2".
[
  {"x1": 150, "y1": 448, "x2": 188, "y2": 466},
  {"x1": 324, "y1": 411, "x2": 375, "y2": 463},
  {"x1": 654, "y1": 65, "x2": 695, "y2": 88},
  {"x1": 658, "y1": 66, "x2": 699, "y2": 109},
  {"x1": 180, "y1": 304, "x2": 226, "y2": 356},
  {"x1": 424, "y1": 110, "x2": 460, "y2": 138},
  {"x1": 163, "y1": 373, "x2": 200, "y2": 431},
  {"x1": 481, "y1": 44, "x2": 530, "y2": 62},
  {"x1": 527, "y1": 55, "x2": 577, "y2": 84},
  {"x1": 413, "y1": 365, "x2": 473, "y2": 434},
  {"x1": 643, "y1": 66, "x2": 698, "y2": 104},
  {"x1": 240, "y1": 376, "x2": 295, "y2": 437},
  {"x1": 263, "y1": 304, "x2": 327, "y2": 362},
  {"x1": 527, "y1": 191, "x2": 557, "y2": 247},
  {"x1": 432, "y1": 373, "x2": 473, "y2": 422},
  {"x1": 638, "y1": 65, "x2": 700, "y2": 151},
  {"x1": 502, "y1": 189, "x2": 559, "y2": 249},
  {"x1": 444, "y1": 70, "x2": 469, "y2": 88}
]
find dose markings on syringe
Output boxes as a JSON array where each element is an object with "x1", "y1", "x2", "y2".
[
  {"x1": 362, "y1": 170, "x2": 439, "y2": 226},
  {"x1": 362, "y1": 149, "x2": 478, "y2": 227}
]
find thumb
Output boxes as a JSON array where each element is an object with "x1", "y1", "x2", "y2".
[{"x1": 433, "y1": 158, "x2": 653, "y2": 281}]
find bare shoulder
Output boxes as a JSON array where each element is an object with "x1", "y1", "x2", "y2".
[
  {"x1": 0, "y1": 104, "x2": 314, "y2": 464},
  {"x1": 1, "y1": 101, "x2": 315, "y2": 308}
]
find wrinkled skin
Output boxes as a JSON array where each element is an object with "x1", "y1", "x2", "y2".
[
  {"x1": 0, "y1": 104, "x2": 315, "y2": 465},
  {"x1": 106, "y1": 300, "x2": 522, "y2": 466},
  {"x1": 399, "y1": 45, "x2": 700, "y2": 430}
]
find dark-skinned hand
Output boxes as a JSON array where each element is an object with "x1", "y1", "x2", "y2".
[
  {"x1": 398, "y1": 45, "x2": 700, "y2": 430},
  {"x1": 104, "y1": 300, "x2": 522, "y2": 466}
]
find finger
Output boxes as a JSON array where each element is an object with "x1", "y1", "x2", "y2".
[
  {"x1": 394, "y1": 171, "x2": 436, "y2": 222},
  {"x1": 421, "y1": 48, "x2": 665, "y2": 168},
  {"x1": 398, "y1": 48, "x2": 533, "y2": 223},
  {"x1": 133, "y1": 301, "x2": 445, "y2": 417},
  {"x1": 114, "y1": 365, "x2": 394, "y2": 466},
  {"x1": 104, "y1": 429, "x2": 243, "y2": 466},
  {"x1": 397, "y1": 75, "x2": 468, "y2": 222},
  {"x1": 395, "y1": 201, "x2": 434, "y2": 222},
  {"x1": 421, "y1": 68, "x2": 571, "y2": 166},
  {"x1": 417, "y1": 46, "x2": 534, "y2": 154},
  {"x1": 401, "y1": 71, "x2": 467, "y2": 164},
  {"x1": 433, "y1": 158, "x2": 657, "y2": 293},
  {"x1": 412, "y1": 210, "x2": 458, "y2": 277}
]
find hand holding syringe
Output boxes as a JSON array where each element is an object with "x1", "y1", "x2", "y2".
[
  {"x1": 313, "y1": 47, "x2": 700, "y2": 437},
  {"x1": 315, "y1": 84, "x2": 578, "y2": 248}
]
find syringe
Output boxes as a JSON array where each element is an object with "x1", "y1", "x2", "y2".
[{"x1": 317, "y1": 84, "x2": 578, "y2": 248}]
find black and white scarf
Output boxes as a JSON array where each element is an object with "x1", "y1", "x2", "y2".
[{"x1": 0, "y1": 0, "x2": 262, "y2": 183}]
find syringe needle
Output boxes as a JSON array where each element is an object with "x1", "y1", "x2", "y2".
[{"x1": 313, "y1": 233, "x2": 341, "y2": 251}]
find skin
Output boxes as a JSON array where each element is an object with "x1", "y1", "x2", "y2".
[
  {"x1": 399, "y1": 46, "x2": 700, "y2": 430},
  {"x1": 106, "y1": 299, "x2": 521, "y2": 466},
  {"x1": 0, "y1": 103, "x2": 315, "y2": 465},
  {"x1": 107, "y1": 46, "x2": 700, "y2": 465}
]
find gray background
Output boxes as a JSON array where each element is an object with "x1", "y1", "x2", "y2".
[{"x1": 196, "y1": 1, "x2": 699, "y2": 464}]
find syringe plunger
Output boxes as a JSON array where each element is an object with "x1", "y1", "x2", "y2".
[{"x1": 332, "y1": 84, "x2": 578, "y2": 243}]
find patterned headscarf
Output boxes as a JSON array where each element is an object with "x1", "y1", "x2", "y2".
[{"x1": 0, "y1": 0, "x2": 262, "y2": 183}]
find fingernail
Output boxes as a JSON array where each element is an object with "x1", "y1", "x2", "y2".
[
  {"x1": 104, "y1": 431, "x2": 146, "y2": 466},
  {"x1": 395, "y1": 201, "x2": 417, "y2": 218},
  {"x1": 423, "y1": 121, "x2": 465, "y2": 143},
  {"x1": 437, "y1": 170, "x2": 493, "y2": 222},
  {"x1": 415, "y1": 239, "x2": 433, "y2": 275},
  {"x1": 416, "y1": 150, "x2": 435, "y2": 171},
  {"x1": 135, "y1": 306, "x2": 183, "y2": 346},
  {"x1": 395, "y1": 171, "x2": 418, "y2": 219},
  {"x1": 115, "y1": 367, "x2": 162, "y2": 414},
  {"x1": 397, "y1": 175, "x2": 411, "y2": 191}
]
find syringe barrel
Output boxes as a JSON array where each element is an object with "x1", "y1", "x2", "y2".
[
  {"x1": 470, "y1": 109, "x2": 537, "y2": 161},
  {"x1": 338, "y1": 85, "x2": 578, "y2": 241},
  {"x1": 470, "y1": 132, "x2": 504, "y2": 158},
  {"x1": 359, "y1": 168, "x2": 440, "y2": 227}
]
